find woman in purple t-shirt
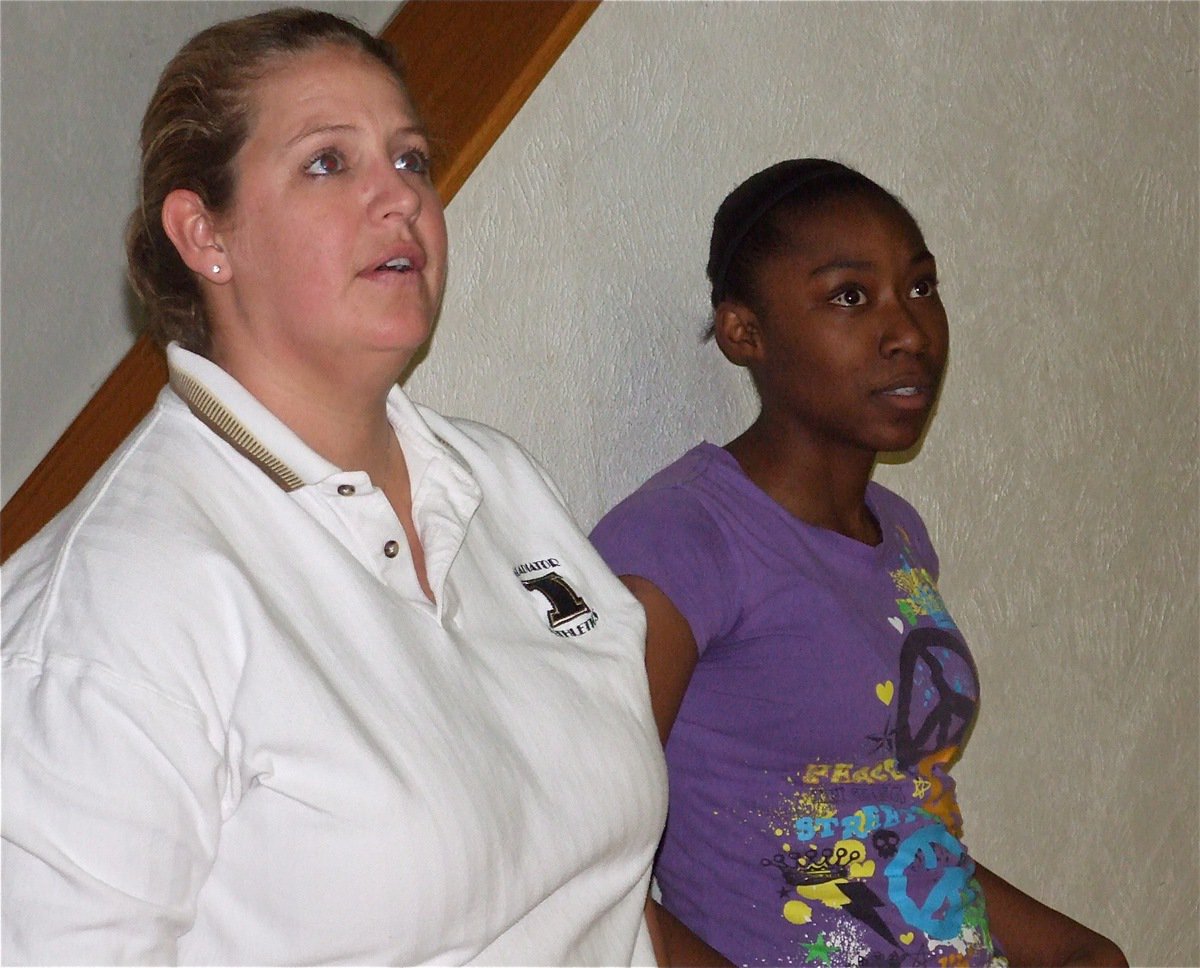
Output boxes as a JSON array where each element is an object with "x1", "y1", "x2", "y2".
[{"x1": 591, "y1": 160, "x2": 1125, "y2": 968}]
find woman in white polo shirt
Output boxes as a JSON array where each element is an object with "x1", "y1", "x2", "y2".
[{"x1": 1, "y1": 9, "x2": 681, "y2": 965}]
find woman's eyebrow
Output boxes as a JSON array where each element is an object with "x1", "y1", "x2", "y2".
[
  {"x1": 285, "y1": 122, "x2": 357, "y2": 148},
  {"x1": 285, "y1": 122, "x2": 428, "y2": 149},
  {"x1": 810, "y1": 250, "x2": 936, "y2": 277},
  {"x1": 810, "y1": 258, "x2": 873, "y2": 277}
]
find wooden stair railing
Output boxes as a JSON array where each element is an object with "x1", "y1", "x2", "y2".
[{"x1": 0, "y1": 0, "x2": 599, "y2": 563}]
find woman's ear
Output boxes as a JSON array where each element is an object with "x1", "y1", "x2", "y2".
[
  {"x1": 161, "y1": 189, "x2": 230, "y2": 283},
  {"x1": 713, "y1": 300, "x2": 764, "y2": 368}
]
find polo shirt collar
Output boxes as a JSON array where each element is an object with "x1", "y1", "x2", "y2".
[{"x1": 165, "y1": 342, "x2": 450, "y2": 493}]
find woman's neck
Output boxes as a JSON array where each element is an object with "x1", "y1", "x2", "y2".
[
  {"x1": 725, "y1": 417, "x2": 881, "y2": 545},
  {"x1": 214, "y1": 338, "x2": 407, "y2": 472}
]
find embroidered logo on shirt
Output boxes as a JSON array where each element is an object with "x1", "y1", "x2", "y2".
[{"x1": 514, "y1": 558, "x2": 599, "y2": 638}]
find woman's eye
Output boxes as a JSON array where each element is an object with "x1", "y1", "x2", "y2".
[
  {"x1": 304, "y1": 150, "x2": 345, "y2": 176},
  {"x1": 395, "y1": 149, "x2": 432, "y2": 175},
  {"x1": 829, "y1": 287, "x2": 867, "y2": 308},
  {"x1": 909, "y1": 278, "x2": 939, "y2": 298}
]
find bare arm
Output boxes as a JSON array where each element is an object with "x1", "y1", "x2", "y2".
[
  {"x1": 645, "y1": 896, "x2": 733, "y2": 967},
  {"x1": 625, "y1": 576, "x2": 732, "y2": 966},
  {"x1": 974, "y1": 862, "x2": 1127, "y2": 967},
  {"x1": 620, "y1": 575, "x2": 700, "y2": 745}
]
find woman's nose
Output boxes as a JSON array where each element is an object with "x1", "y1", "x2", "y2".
[
  {"x1": 371, "y1": 162, "x2": 423, "y2": 222},
  {"x1": 880, "y1": 299, "x2": 931, "y2": 356}
]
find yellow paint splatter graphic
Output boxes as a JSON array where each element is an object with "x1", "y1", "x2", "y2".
[
  {"x1": 769, "y1": 786, "x2": 837, "y2": 834},
  {"x1": 783, "y1": 900, "x2": 813, "y2": 925}
]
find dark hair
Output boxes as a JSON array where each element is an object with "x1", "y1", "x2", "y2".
[
  {"x1": 125, "y1": 8, "x2": 408, "y2": 355},
  {"x1": 704, "y1": 158, "x2": 917, "y2": 337}
]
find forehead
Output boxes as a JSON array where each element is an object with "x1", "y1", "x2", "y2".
[
  {"x1": 777, "y1": 191, "x2": 928, "y2": 258},
  {"x1": 245, "y1": 43, "x2": 415, "y2": 130}
]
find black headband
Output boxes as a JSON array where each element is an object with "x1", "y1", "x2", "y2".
[{"x1": 709, "y1": 159, "x2": 855, "y2": 306}]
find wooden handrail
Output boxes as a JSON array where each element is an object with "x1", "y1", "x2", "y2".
[
  {"x1": 0, "y1": 0, "x2": 599, "y2": 562},
  {"x1": 386, "y1": 1, "x2": 600, "y2": 205}
]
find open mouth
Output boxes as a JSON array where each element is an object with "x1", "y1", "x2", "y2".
[
  {"x1": 380, "y1": 256, "x2": 415, "y2": 273},
  {"x1": 876, "y1": 384, "x2": 935, "y2": 412}
]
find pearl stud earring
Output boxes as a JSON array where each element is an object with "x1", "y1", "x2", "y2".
[{"x1": 211, "y1": 265, "x2": 221, "y2": 274}]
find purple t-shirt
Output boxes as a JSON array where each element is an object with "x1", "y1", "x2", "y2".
[{"x1": 591, "y1": 444, "x2": 1003, "y2": 967}]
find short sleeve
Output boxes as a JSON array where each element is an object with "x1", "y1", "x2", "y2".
[
  {"x1": 1, "y1": 652, "x2": 225, "y2": 965},
  {"x1": 870, "y1": 482, "x2": 941, "y2": 580},
  {"x1": 590, "y1": 487, "x2": 739, "y2": 654},
  {"x1": 1, "y1": 523, "x2": 231, "y2": 966}
]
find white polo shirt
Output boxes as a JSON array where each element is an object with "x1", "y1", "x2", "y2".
[{"x1": 2, "y1": 344, "x2": 667, "y2": 966}]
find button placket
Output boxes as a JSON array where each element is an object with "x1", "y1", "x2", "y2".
[{"x1": 322, "y1": 474, "x2": 427, "y2": 601}]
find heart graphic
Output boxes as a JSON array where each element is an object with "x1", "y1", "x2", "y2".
[
  {"x1": 875, "y1": 680, "x2": 894, "y2": 705},
  {"x1": 900, "y1": 932, "x2": 914, "y2": 945},
  {"x1": 888, "y1": 616, "x2": 904, "y2": 633}
]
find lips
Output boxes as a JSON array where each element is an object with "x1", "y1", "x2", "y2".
[
  {"x1": 876, "y1": 371, "x2": 937, "y2": 393},
  {"x1": 364, "y1": 242, "x2": 425, "y2": 277},
  {"x1": 874, "y1": 374, "x2": 939, "y2": 409}
]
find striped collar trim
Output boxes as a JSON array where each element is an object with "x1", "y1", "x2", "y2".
[
  {"x1": 164, "y1": 343, "x2": 461, "y2": 495},
  {"x1": 169, "y1": 366, "x2": 306, "y2": 492},
  {"x1": 166, "y1": 343, "x2": 335, "y2": 492}
]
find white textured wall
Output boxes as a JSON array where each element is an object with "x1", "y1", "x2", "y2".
[
  {"x1": 3, "y1": 3, "x2": 1196, "y2": 964},
  {"x1": 0, "y1": 0, "x2": 394, "y2": 502},
  {"x1": 410, "y1": 4, "x2": 1198, "y2": 965}
]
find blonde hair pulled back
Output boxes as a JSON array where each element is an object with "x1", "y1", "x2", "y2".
[{"x1": 125, "y1": 7, "x2": 407, "y2": 354}]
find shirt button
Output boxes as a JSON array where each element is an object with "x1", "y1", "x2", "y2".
[
  {"x1": 383, "y1": 540, "x2": 400, "y2": 558},
  {"x1": 337, "y1": 484, "x2": 356, "y2": 496}
]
